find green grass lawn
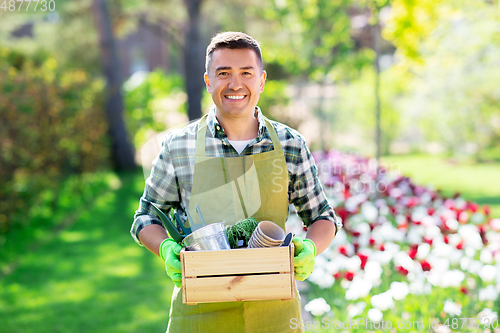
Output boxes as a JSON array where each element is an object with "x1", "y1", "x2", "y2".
[
  {"x1": 381, "y1": 154, "x2": 500, "y2": 218},
  {"x1": 0, "y1": 171, "x2": 174, "y2": 333}
]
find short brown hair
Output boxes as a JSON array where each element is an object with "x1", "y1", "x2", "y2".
[{"x1": 205, "y1": 31, "x2": 263, "y2": 73}]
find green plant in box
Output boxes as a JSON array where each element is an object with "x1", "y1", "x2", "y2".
[{"x1": 225, "y1": 217, "x2": 258, "y2": 249}]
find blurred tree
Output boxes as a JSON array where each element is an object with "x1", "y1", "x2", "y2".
[
  {"x1": 384, "y1": 0, "x2": 500, "y2": 157},
  {"x1": 0, "y1": 48, "x2": 109, "y2": 233},
  {"x1": 92, "y1": 0, "x2": 136, "y2": 170}
]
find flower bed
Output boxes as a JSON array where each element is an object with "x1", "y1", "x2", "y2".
[{"x1": 287, "y1": 149, "x2": 500, "y2": 332}]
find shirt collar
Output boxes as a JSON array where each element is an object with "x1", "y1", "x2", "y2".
[{"x1": 206, "y1": 106, "x2": 269, "y2": 141}]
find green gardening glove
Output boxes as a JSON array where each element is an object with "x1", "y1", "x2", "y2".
[
  {"x1": 292, "y1": 237, "x2": 317, "y2": 281},
  {"x1": 159, "y1": 238, "x2": 183, "y2": 288}
]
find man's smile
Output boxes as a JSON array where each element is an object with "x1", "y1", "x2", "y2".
[{"x1": 225, "y1": 95, "x2": 246, "y2": 100}]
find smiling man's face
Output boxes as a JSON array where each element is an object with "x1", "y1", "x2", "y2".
[{"x1": 204, "y1": 48, "x2": 266, "y2": 120}]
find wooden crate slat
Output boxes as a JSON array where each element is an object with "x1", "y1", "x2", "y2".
[
  {"x1": 182, "y1": 246, "x2": 290, "y2": 277},
  {"x1": 183, "y1": 273, "x2": 292, "y2": 303}
]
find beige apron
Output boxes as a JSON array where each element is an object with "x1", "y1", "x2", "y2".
[{"x1": 166, "y1": 114, "x2": 303, "y2": 333}]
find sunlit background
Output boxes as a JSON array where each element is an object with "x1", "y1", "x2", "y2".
[{"x1": 1, "y1": 0, "x2": 500, "y2": 332}]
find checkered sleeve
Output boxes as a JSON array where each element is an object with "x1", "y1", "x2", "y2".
[
  {"x1": 288, "y1": 137, "x2": 337, "y2": 228},
  {"x1": 130, "y1": 133, "x2": 181, "y2": 246}
]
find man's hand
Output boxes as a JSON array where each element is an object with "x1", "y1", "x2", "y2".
[
  {"x1": 160, "y1": 238, "x2": 183, "y2": 288},
  {"x1": 292, "y1": 236, "x2": 316, "y2": 281}
]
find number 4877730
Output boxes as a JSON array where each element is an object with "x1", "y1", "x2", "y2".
[{"x1": 1, "y1": 0, "x2": 56, "y2": 11}]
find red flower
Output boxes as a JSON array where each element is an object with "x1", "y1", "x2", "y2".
[
  {"x1": 379, "y1": 244, "x2": 385, "y2": 251},
  {"x1": 484, "y1": 205, "x2": 491, "y2": 216},
  {"x1": 358, "y1": 254, "x2": 369, "y2": 270},
  {"x1": 427, "y1": 207, "x2": 436, "y2": 216},
  {"x1": 443, "y1": 235, "x2": 449, "y2": 244},
  {"x1": 395, "y1": 265, "x2": 409, "y2": 276},
  {"x1": 303, "y1": 226, "x2": 308, "y2": 232},
  {"x1": 369, "y1": 237, "x2": 376, "y2": 246},
  {"x1": 408, "y1": 248, "x2": 418, "y2": 260},
  {"x1": 420, "y1": 260, "x2": 432, "y2": 272},
  {"x1": 422, "y1": 237, "x2": 433, "y2": 246},
  {"x1": 469, "y1": 202, "x2": 479, "y2": 213},
  {"x1": 345, "y1": 271, "x2": 355, "y2": 281},
  {"x1": 333, "y1": 271, "x2": 343, "y2": 280},
  {"x1": 351, "y1": 231, "x2": 361, "y2": 237},
  {"x1": 456, "y1": 241, "x2": 464, "y2": 250},
  {"x1": 460, "y1": 286, "x2": 468, "y2": 294},
  {"x1": 353, "y1": 243, "x2": 359, "y2": 254},
  {"x1": 339, "y1": 246, "x2": 348, "y2": 256}
]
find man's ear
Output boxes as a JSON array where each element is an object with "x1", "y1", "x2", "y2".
[
  {"x1": 204, "y1": 72, "x2": 212, "y2": 93},
  {"x1": 260, "y1": 70, "x2": 267, "y2": 93}
]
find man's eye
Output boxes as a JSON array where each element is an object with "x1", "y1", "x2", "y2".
[
  {"x1": 243, "y1": 72, "x2": 252, "y2": 75},
  {"x1": 218, "y1": 72, "x2": 229, "y2": 76}
]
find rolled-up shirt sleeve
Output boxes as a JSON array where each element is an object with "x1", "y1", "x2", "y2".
[
  {"x1": 288, "y1": 138, "x2": 337, "y2": 228},
  {"x1": 131, "y1": 133, "x2": 181, "y2": 246}
]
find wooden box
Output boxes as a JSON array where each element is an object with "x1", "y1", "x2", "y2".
[{"x1": 180, "y1": 244, "x2": 295, "y2": 305}]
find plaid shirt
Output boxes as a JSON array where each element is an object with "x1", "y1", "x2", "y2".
[{"x1": 131, "y1": 107, "x2": 337, "y2": 245}]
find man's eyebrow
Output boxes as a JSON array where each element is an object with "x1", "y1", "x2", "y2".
[
  {"x1": 215, "y1": 66, "x2": 232, "y2": 72},
  {"x1": 214, "y1": 66, "x2": 256, "y2": 72}
]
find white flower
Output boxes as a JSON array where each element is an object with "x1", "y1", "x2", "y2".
[
  {"x1": 458, "y1": 225, "x2": 483, "y2": 250},
  {"x1": 364, "y1": 261, "x2": 383, "y2": 281},
  {"x1": 346, "y1": 256, "x2": 362, "y2": 272},
  {"x1": 443, "y1": 300, "x2": 462, "y2": 316},
  {"x1": 479, "y1": 265, "x2": 496, "y2": 283},
  {"x1": 383, "y1": 242, "x2": 401, "y2": 255},
  {"x1": 347, "y1": 302, "x2": 366, "y2": 318},
  {"x1": 371, "y1": 291, "x2": 394, "y2": 311},
  {"x1": 410, "y1": 280, "x2": 432, "y2": 295},
  {"x1": 424, "y1": 225, "x2": 441, "y2": 238},
  {"x1": 448, "y1": 249, "x2": 463, "y2": 265},
  {"x1": 308, "y1": 268, "x2": 335, "y2": 289},
  {"x1": 304, "y1": 297, "x2": 331, "y2": 316},
  {"x1": 416, "y1": 243, "x2": 431, "y2": 260},
  {"x1": 480, "y1": 250, "x2": 494, "y2": 264},
  {"x1": 427, "y1": 256, "x2": 450, "y2": 273},
  {"x1": 467, "y1": 260, "x2": 484, "y2": 275},
  {"x1": 361, "y1": 202, "x2": 378, "y2": 222},
  {"x1": 478, "y1": 308, "x2": 498, "y2": 324},
  {"x1": 331, "y1": 229, "x2": 348, "y2": 246},
  {"x1": 369, "y1": 251, "x2": 393, "y2": 266},
  {"x1": 432, "y1": 242, "x2": 452, "y2": 258},
  {"x1": 368, "y1": 308, "x2": 383, "y2": 322},
  {"x1": 479, "y1": 285, "x2": 499, "y2": 301},
  {"x1": 441, "y1": 270, "x2": 465, "y2": 288},
  {"x1": 490, "y1": 218, "x2": 500, "y2": 231},
  {"x1": 394, "y1": 251, "x2": 416, "y2": 272},
  {"x1": 406, "y1": 228, "x2": 422, "y2": 244},
  {"x1": 345, "y1": 277, "x2": 373, "y2": 301},
  {"x1": 390, "y1": 282, "x2": 409, "y2": 300}
]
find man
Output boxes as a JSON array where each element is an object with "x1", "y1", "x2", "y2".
[{"x1": 131, "y1": 31, "x2": 341, "y2": 333}]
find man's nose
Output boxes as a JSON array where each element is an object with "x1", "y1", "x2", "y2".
[{"x1": 228, "y1": 74, "x2": 243, "y2": 90}]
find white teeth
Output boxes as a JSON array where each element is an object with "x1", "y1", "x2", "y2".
[{"x1": 226, "y1": 95, "x2": 245, "y2": 100}]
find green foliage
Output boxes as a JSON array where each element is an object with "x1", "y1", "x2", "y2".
[
  {"x1": 257, "y1": 79, "x2": 291, "y2": 120},
  {"x1": 0, "y1": 46, "x2": 109, "y2": 235},
  {"x1": 248, "y1": 0, "x2": 356, "y2": 81},
  {"x1": 393, "y1": 2, "x2": 500, "y2": 155},
  {"x1": 123, "y1": 70, "x2": 187, "y2": 147}
]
